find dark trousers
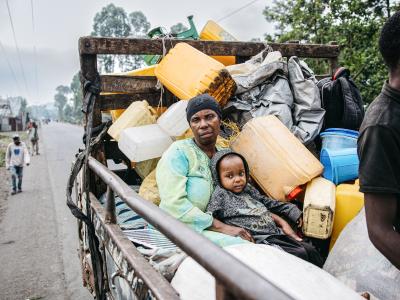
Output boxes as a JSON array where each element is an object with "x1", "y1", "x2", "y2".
[
  {"x1": 10, "y1": 166, "x2": 23, "y2": 191},
  {"x1": 262, "y1": 235, "x2": 324, "y2": 267}
]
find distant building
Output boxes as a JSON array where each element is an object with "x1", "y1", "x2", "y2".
[{"x1": 0, "y1": 98, "x2": 25, "y2": 132}]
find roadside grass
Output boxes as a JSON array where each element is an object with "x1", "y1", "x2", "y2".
[{"x1": 0, "y1": 131, "x2": 29, "y2": 167}]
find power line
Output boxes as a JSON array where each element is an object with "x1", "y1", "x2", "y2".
[
  {"x1": 0, "y1": 40, "x2": 22, "y2": 92},
  {"x1": 31, "y1": 0, "x2": 39, "y2": 100},
  {"x1": 217, "y1": 0, "x2": 261, "y2": 22},
  {"x1": 5, "y1": 0, "x2": 30, "y2": 97}
]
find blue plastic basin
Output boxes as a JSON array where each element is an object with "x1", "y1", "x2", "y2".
[
  {"x1": 320, "y1": 148, "x2": 359, "y2": 185},
  {"x1": 320, "y1": 128, "x2": 359, "y2": 150}
]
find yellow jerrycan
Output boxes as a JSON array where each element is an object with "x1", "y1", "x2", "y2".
[
  {"x1": 155, "y1": 43, "x2": 236, "y2": 107},
  {"x1": 329, "y1": 180, "x2": 364, "y2": 250},
  {"x1": 231, "y1": 115, "x2": 323, "y2": 201},
  {"x1": 107, "y1": 65, "x2": 157, "y2": 120},
  {"x1": 107, "y1": 100, "x2": 156, "y2": 141},
  {"x1": 199, "y1": 20, "x2": 236, "y2": 66},
  {"x1": 303, "y1": 177, "x2": 336, "y2": 239}
]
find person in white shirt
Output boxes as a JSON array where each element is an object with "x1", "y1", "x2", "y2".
[{"x1": 5, "y1": 134, "x2": 30, "y2": 195}]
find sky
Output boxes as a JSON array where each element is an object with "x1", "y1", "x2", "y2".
[{"x1": 0, "y1": 0, "x2": 274, "y2": 105}]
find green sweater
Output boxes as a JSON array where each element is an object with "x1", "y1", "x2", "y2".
[{"x1": 156, "y1": 138, "x2": 246, "y2": 247}]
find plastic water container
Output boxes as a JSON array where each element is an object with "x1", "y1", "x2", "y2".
[
  {"x1": 303, "y1": 177, "x2": 336, "y2": 239},
  {"x1": 155, "y1": 43, "x2": 236, "y2": 107},
  {"x1": 320, "y1": 128, "x2": 358, "y2": 150},
  {"x1": 320, "y1": 148, "x2": 359, "y2": 185},
  {"x1": 118, "y1": 124, "x2": 173, "y2": 162},
  {"x1": 199, "y1": 20, "x2": 236, "y2": 66},
  {"x1": 157, "y1": 100, "x2": 189, "y2": 137},
  {"x1": 231, "y1": 115, "x2": 323, "y2": 201},
  {"x1": 329, "y1": 180, "x2": 364, "y2": 249},
  {"x1": 110, "y1": 109, "x2": 125, "y2": 122},
  {"x1": 108, "y1": 100, "x2": 156, "y2": 141}
]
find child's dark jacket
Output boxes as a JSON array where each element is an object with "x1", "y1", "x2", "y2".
[{"x1": 207, "y1": 149, "x2": 302, "y2": 239}]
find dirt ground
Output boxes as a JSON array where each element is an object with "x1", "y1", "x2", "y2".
[{"x1": 0, "y1": 167, "x2": 9, "y2": 224}]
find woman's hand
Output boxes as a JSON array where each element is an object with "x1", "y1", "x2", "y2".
[
  {"x1": 272, "y1": 213, "x2": 303, "y2": 242},
  {"x1": 210, "y1": 218, "x2": 254, "y2": 242}
]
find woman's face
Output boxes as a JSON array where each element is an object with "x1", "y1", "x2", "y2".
[{"x1": 189, "y1": 109, "x2": 220, "y2": 146}]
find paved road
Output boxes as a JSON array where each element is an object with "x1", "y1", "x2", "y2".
[{"x1": 0, "y1": 122, "x2": 91, "y2": 300}]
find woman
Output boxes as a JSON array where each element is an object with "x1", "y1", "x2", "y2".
[{"x1": 156, "y1": 94, "x2": 298, "y2": 246}]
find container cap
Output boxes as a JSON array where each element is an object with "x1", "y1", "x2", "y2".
[{"x1": 287, "y1": 186, "x2": 303, "y2": 201}]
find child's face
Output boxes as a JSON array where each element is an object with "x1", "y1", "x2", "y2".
[{"x1": 219, "y1": 155, "x2": 247, "y2": 193}]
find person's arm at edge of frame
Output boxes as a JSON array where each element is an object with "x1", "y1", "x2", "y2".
[{"x1": 364, "y1": 192, "x2": 400, "y2": 270}]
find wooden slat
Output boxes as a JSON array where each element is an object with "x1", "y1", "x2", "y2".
[
  {"x1": 101, "y1": 75, "x2": 157, "y2": 93},
  {"x1": 99, "y1": 93, "x2": 160, "y2": 110},
  {"x1": 98, "y1": 90, "x2": 177, "y2": 110},
  {"x1": 79, "y1": 37, "x2": 340, "y2": 58}
]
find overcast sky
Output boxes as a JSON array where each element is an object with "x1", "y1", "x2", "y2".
[{"x1": 0, "y1": 0, "x2": 273, "y2": 105}]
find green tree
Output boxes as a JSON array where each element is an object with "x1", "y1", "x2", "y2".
[
  {"x1": 170, "y1": 22, "x2": 188, "y2": 34},
  {"x1": 54, "y1": 85, "x2": 70, "y2": 121},
  {"x1": 129, "y1": 11, "x2": 151, "y2": 35},
  {"x1": 92, "y1": 4, "x2": 131, "y2": 73},
  {"x1": 120, "y1": 11, "x2": 152, "y2": 71},
  {"x1": 63, "y1": 104, "x2": 74, "y2": 123},
  {"x1": 91, "y1": 5, "x2": 151, "y2": 72},
  {"x1": 70, "y1": 72, "x2": 83, "y2": 123},
  {"x1": 264, "y1": 0, "x2": 400, "y2": 103}
]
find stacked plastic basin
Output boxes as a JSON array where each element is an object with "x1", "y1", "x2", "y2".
[{"x1": 320, "y1": 129, "x2": 359, "y2": 184}]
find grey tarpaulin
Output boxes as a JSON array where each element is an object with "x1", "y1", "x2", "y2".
[
  {"x1": 225, "y1": 51, "x2": 325, "y2": 144},
  {"x1": 288, "y1": 57, "x2": 325, "y2": 144},
  {"x1": 324, "y1": 209, "x2": 400, "y2": 300},
  {"x1": 225, "y1": 57, "x2": 294, "y2": 130}
]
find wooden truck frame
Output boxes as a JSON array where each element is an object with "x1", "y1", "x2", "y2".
[{"x1": 73, "y1": 36, "x2": 340, "y2": 300}]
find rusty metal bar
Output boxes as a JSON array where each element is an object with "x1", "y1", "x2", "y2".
[
  {"x1": 90, "y1": 194, "x2": 180, "y2": 300},
  {"x1": 79, "y1": 37, "x2": 340, "y2": 58},
  {"x1": 88, "y1": 156, "x2": 293, "y2": 300},
  {"x1": 105, "y1": 187, "x2": 117, "y2": 224}
]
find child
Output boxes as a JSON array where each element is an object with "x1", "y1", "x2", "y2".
[{"x1": 207, "y1": 149, "x2": 323, "y2": 267}]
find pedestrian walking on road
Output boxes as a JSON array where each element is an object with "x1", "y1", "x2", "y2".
[
  {"x1": 28, "y1": 121, "x2": 39, "y2": 155},
  {"x1": 5, "y1": 134, "x2": 30, "y2": 195}
]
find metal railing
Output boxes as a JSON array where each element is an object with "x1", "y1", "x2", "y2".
[{"x1": 88, "y1": 156, "x2": 293, "y2": 300}]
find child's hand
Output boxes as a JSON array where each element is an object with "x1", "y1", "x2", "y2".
[
  {"x1": 281, "y1": 221, "x2": 303, "y2": 242},
  {"x1": 272, "y1": 213, "x2": 303, "y2": 242}
]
